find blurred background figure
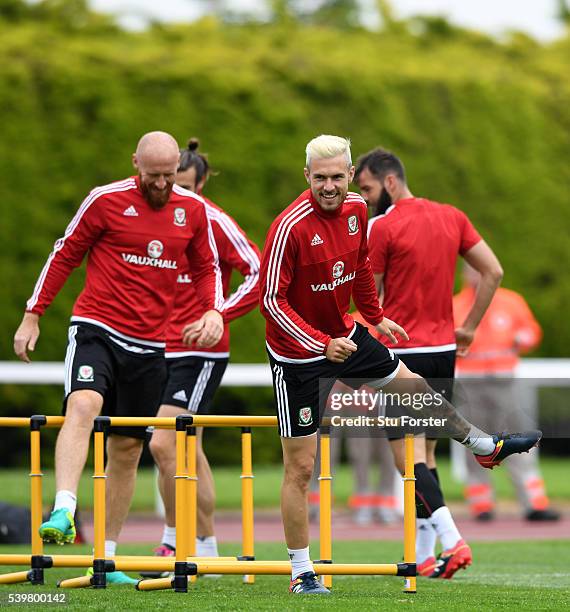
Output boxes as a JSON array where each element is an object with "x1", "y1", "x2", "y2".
[
  {"x1": 344, "y1": 435, "x2": 400, "y2": 525},
  {"x1": 453, "y1": 264, "x2": 560, "y2": 522},
  {"x1": 309, "y1": 404, "x2": 401, "y2": 526}
]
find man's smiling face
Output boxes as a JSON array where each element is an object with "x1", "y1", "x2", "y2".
[{"x1": 304, "y1": 154, "x2": 355, "y2": 212}]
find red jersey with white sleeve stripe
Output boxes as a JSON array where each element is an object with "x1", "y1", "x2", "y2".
[
  {"x1": 259, "y1": 190, "x2": 383, "y2": 363},
  {"x1": 368, "y1": 198, "x2": 481, "y2": 353},
  {"x1": 26, "y1": 178, "x2": 223, "y2": 345},
  {"x1": 166, "y1": 196, "x2": 261, "y2": 356}
]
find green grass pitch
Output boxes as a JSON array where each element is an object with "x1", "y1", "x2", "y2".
[
  {"x1": 1, "y1": 540, "x2": 569, "y2": 610},
  {"x1": 1, "y1": 458, "x2": 569, "y2": 511}
]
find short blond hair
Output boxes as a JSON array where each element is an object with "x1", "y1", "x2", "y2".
[{"x1": 305, "y1": 134, "x2": 352, "y2": 168}]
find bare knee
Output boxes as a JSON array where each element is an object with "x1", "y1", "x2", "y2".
[
  {"x1": 149, "y1": 431, "x2": 175, "y2": 467},
  {"x1": 389, "y1": 439, "x2": 406, "y2": 475},
  {"x1": 281, "y1": 435, "x2": 317, "y2": 492},
  {"x1": 426, "y1": 439, "x2": 437, "y2": 468},
  {"x1": 393, "y1": 456, "x2": 405, "y2": 476},
  {"x1": 65, "y1": 392, "x2": 102, "y2": 428},
  {"x1": 108, "y1": 436, "x2": 143, "y2": 467},
  {"x1": 406, "y1": 372, "x2": 432, "y2": 394},
  {"x1": 284, "y1": 457, "x2": 315, "y2": 491},
  {"x1": 196, "y1": 446, "x2": 209, "y2": 470},
  {"x1": 390, "y1": 367, "x2": 431, "y2": 394}
]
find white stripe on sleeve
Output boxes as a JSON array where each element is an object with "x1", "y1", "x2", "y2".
[{"x1": 263, "y1": 201, "x2": 324, "y2": 354}]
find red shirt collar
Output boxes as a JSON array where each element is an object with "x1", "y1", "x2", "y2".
[{"x1": 393, "y1": 197, "x2": 420, "y2": 207}]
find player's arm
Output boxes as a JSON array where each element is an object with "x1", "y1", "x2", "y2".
[
  {"x1": 213, "y1": 213, "x2": 261, "y2": 322},
  {"x1": 14, "y1": 191, "x2": 106, "y2": 362},
  {"x1": 325, "y1": 337, "x2": 357, "y2": 363},
  {"x1": 259, "y1": 223, "x2": 332, "y2": 356},
  {"x1": 373, "y1": 272, "x2": 385, "y2": 306},
  {"x1": 183, "y1": 201, "x2": 224, "y2": 348},
  {"x1": 513, "y1": 294, "x2": 542, "y2": 354},
  {"x1": 13, "y1": 313, "x2": 40, "y2": 364},
  {"x1": 457, "y1": 240, "x2": 504, "y2": 356}
]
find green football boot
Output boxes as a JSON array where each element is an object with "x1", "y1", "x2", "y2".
[
  {"x1": 39, "y1": 508, "x2": 76, "y2": 545},
  {"x1": 86, "y1": 567, "x2": 138, "y2": 585}
]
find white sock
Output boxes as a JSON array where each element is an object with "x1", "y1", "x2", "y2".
[
  {"x1": 429, "y1": 506, "x2": 462, "y2": 551},
  {"x1": 416, "y1": 518, "x2": 437, "y2": 564},
  {"x1": 196, "y1": 536, "x2": 219, "y2": 557},
  {"x1": 162, "y1": 525, "x2": 176, "y2": 549},
  {"x1": 287, "y1": 546, "x2": 313, "y2": 580},
  {"x1": 104, "y1": 540, "x2": 117, "y2": 558},
  {"x1": 461, "y1": 426, "x2": 495, "y2": 455},
  {"x1": 54, "y1": 490, "x2": 77, "y2": 515}
]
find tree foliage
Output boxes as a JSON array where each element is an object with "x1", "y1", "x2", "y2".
[
  {"x1": 1, "y1": 0, "x2": 117, "y2": 31},
  {"x1": 0, "y1": 4, "x2": 568, "y2": 464}
]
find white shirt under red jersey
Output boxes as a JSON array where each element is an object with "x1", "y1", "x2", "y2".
[
  {"x1": 368, "y1": 197, "x2": 481, "y2": 353},
  {"x1": 260, "y1": 190, "x2": 384, "y2": 363},
  {"x1": 26, "y1": 178, "x2": 224, "y2": 346},
  {"x1": 166, "y1": 197, "x2": 261, "y2": 356}
]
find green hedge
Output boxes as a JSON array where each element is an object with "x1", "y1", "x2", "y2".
[{"x1": 0, "y1": 14, "x2": 568, "y2": 464}]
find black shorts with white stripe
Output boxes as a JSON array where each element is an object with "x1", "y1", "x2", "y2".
[
  {"x1": 388, "y1": 349, "x2": 456, "y2": 440},
  {"x1": 63, "y1": 323, "x2": 167, "y2": 439},
  {"x1": 268, "y1": 323, "x2": 400, "y2": 438},
  {"x1": 162, "y1": 356, "x2": 228, "y2": 413},
  {"x1": 398, "y1": 350, "x2": 456, "y2": 400}
]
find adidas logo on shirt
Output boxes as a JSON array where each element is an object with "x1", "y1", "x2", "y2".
[
  {"x1": 173, "y1": 390, "x2": 188, "y2": 402},
  {"x1": 311, "y1": 234, "x2": 324, "y2": 246},
  {"x1": 123, "y1": 205, "x2": 139, "y2": 217}
]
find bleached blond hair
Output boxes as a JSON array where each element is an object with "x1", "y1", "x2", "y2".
[{"x1": 305, "y1": 135, "x2": 352, "y2": 169}]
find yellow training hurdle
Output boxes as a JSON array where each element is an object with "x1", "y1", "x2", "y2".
[{"x1": 0, "y1": 415, "x2": 416, "y2": 593}]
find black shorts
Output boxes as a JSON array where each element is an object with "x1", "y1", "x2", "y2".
[
  {"x1": 389, "y1": 349, "x2": 456, "y2": 439},
  {"x1": 398, "y1": 350, "x2": 456, "y2": 401},
  {"x1": 268, "y1": 323, "x2": 400, "y2": 438},
  {"x1": 162, "y1": 356, "x2": 228, "y2": 413},
  {"x1": 64, "y1": 323, "x2": 167, "y2": 439}
]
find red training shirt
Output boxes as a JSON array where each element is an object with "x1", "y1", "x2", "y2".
[
  {"x1": 259, "y1": 190, "x2": 383, "y2": 363},
  {"x1": 166, "y1": 197, "x2": 261, "y2": 356},
  {"x1": 368, "y1": 198, "x2": 481, "y2": 353},
  {"x1": 26, "y1": 178, "x2": 224, "y2": 346}
]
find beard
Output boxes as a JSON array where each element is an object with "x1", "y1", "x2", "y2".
[
  {"x1": 139, "y1": 178, "x2": 173, "y2": 210},
  {"x1": 372, "y1": 188, "x2": 393, "y2": 217}
]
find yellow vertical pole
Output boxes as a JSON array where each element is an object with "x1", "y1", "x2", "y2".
[
  {"x1": 403, "y1": 433, "x2": 417, "y2": 593},
  {"x1": 186, "y1": 426, "x2": 197, "y2": 584},
  {"x1": 93, "y1": 428, "x2": 106, "y2": 560},
  {"x1": 240, "y1": 428, "x2": 255, "y2": 584},
  {"x1": 29, "y1": 419, "x2": 44, "y2": 558},
  {"x1": 171, "y1": 415, "x2": 193, "y2": 592},
  {"x1": 92, "y1": 417, "x2": 109, "y2": 588},
  {"x1": 175, "y1": 426, "x2": 189, "y2": 564},
  {"x1": 319, "y1": 427, "x2": 333, "y2": 589},
  {"x1": 29, "y1": 415, "x2": 47, "y2": 585}
]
